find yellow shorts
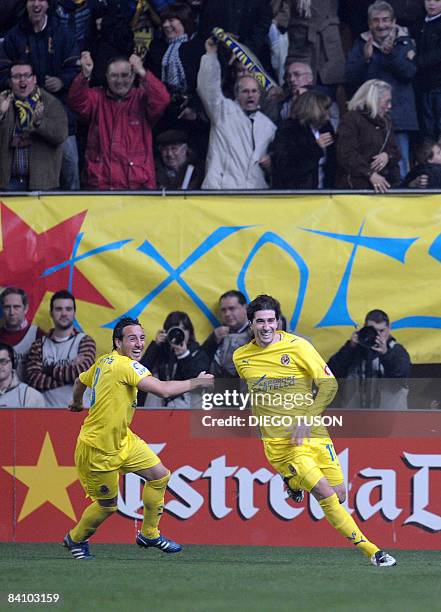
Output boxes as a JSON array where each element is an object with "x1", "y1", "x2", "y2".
[
  {"x1": 263, "y1": 437, "x2": 344, "y2": 492},
  {"x1": 75, "y1": 430, "x2": 160, "y2": 500}
]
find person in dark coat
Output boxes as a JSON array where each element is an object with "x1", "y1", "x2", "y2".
[
  {"x1": 401, "y1": 138, "x2": 441, "y2": 189},
  {"x1": 345, "y1": 1, "x2": 418, "y2": 178},
  {"x1": 138, "y1": 311, "x2": 210, "y2": 407},
  {"x1": 336, "y1": 79, "x2": 401, "y2": 192},
  {"x1": 270, "y1": 89, "x2": 336, "y2": 189}
]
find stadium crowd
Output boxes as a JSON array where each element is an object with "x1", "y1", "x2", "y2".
[{"x1": 0, "y1": 0, "x2": 440, "y2": 192}]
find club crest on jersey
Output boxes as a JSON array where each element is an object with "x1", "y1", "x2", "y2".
[{"x1": 280, "y1": 354, "x2": 290, "y2": 366}]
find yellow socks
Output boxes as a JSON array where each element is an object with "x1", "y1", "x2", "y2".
[
  {"x1": 319, "y1": 493, "x2": 379, "y2": 557},
  {"x1": 141, "y1": 472, "x2": 171, "y2": 539},
  {"x1": 70, "y1": 501, "x2": 117, "y2": 542}
]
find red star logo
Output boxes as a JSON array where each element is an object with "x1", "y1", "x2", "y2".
[{"x1": 0, "y1": 203, "x2": 112, "y2": 319}]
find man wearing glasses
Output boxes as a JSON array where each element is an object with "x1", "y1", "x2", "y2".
[
  {"x1": 0, "y1": 342, "x2": 45, "y2": 407},
  {"x1": 0, "y1": 61, "x2": 68, "y2": 190}
]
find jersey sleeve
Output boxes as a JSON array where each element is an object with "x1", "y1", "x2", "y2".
[
  {"x1": 120, "y1": 359, "x2": 152, "y2": 387},
  {"x1": 294, "y1": 338, "x2": 337, "y2": 415},
  {"x1": 79, "y1": 361, "x2": 97, "y2": 388}
]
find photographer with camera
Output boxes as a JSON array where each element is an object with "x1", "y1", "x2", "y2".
[
  {"x1": 328, "y1": 309, "x2": 411, "y2": 409},
  {"x1": 138, "y1": 311, "x2": 210, "y2": 408}
]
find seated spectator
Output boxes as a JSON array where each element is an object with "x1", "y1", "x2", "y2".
[
  {"x1": 138, "y1": 310, "x2": 210, "y2": 407},
  {"x1": 201, "y1": 290, "x2": 251, "y2": 378},
  {"x1": 0, "y1": 0, "x2": 80, "y2": 190},
  {"x1": 0, "y1": 287, "x2": 45, "y2": 381},
  {"x1": 336, "y1": 79, "x2": 401, "y2": 193},
  {"x1": 345, "y1": 1, "x2": 418, "y2": 179},
  {"x1": 144, "y1": 3, "x2": 207, "y2": 155},
  {"x1": 401, "y1": 139, "x2": 441, "y2": 189},
  {"x1": 328, "y1": 308, "x2": 411, "y2": 410},
  {"x1": 0, "y1": 342, "x2": 46, "y2": 407},
  {"x1": 156, "y1": 129, "x2": 203, "y2": 189},
  {"x1": 26, "y1": 289, "x2": 96, "y2": 407},
  {"x1": 270, "y1": 89, "x2": 336, "y2": 189},
  {"x1": 68, "y1": 51, "x2": 170, "y2": 190},
  {"x1": 0, "y1": 61, "x2": 68, "y2": 190},
  {"x1": 197, "y1": 37, "x2": 276, "y2": 189}
]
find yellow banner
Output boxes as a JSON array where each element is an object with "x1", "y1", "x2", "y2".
[{"x1": 0, "y1": 193, "x2": 440, "y2": 364}]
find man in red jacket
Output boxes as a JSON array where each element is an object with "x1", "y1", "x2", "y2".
[{"x1": 68, "y1": 51, "x2": 170, "y2": 190}]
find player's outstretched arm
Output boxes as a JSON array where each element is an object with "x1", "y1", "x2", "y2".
[
  {"x1": 69, "y1": 378, "x2": 88, "y2": 412},
  {"x1": 138, "y1": 371, "x2": 213, "y2": 399}
]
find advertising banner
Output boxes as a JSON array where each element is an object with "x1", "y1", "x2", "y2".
[
  {"x1": 0, "y1": 193, "x2": 441, "y2": 364},
  {"x1": 1, "y1": 409, "x2": 440, "y2": 549}
]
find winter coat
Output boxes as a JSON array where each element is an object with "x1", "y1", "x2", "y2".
[
  {"x1": 270, "y1": 118, "x2": 336, "y2": 189},
  {"x1": 345, "y1": 27, "x2": 418, "y2": 132},
  {"x1": 68, "y1": 72, "x2": 170, "y2": 190},
  {"x1": 0, "y1": 88, "x2": 68, "y2": 189},
  {"x1": 401, "y1": 162, "x2": 441, "y2": 189},
  {"x1": 287, "y1": 0, "x2": 345, "y2": 85},
  {"x1": 416, "y1": 13, "x2": 441, "y2": 92},
  {"x1": 336, "y1": 109, "x2": 401, "y2": 189},
  {"x1": 197, "y1": 53, "x2": 276, "y2": 189}
]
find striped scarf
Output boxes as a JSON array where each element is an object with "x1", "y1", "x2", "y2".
[
  {"x1": 161, "y1": 34, "x2": 188, "y2": 92},
  {"x1": 13, "y1": 89, "x2": 41, "y2": 136}
]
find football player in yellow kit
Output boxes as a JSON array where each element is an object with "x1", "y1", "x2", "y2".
[
  {"x1": 64, "y1": 317, "x2": 213, "y2": 559},
  {"x1": 233, "y1": 295, "x2": 396, "y2": 567}
]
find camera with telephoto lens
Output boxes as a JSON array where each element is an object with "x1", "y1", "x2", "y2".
[
  {"x1": 166, "y1": 326, "x2": 185, "y2": 346},
  {"x1": 357, "y1": 325, "x2": 378, "y2": 349}
]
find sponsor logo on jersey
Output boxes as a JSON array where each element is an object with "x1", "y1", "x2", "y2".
[
  {"x1": 132, "y1": 361, "x2": 148, "y2": 376},
  {"x1": 324, "y1": 365, "x2": 332, "y2": 376},
  {"x1": 280, "y1": 354, "x2": 290, "y2": 365}
]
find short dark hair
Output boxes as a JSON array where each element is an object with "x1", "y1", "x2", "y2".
[
  {"x1": 415, "y1": 139, "x2": 439, "y2": 165},
  {"x1": 365, "y1": 309, "x2": 389, "y2": 326},
  {"x1": 163, "y1": 311, "x2": 195, "y2": 340},
  {"x1": 0, "y1": 342, "x2": 16, "y2": 369},
  {"x1": 113, "y1": 317, "x2": 141, "y2": 349},
  {"x1": 219, "y1": 290, "x2": 247, "y2": 305},
  {"x1": 50, "y1": 290, "x2": 76, "y2": 312},
  {"x1": 160, "y1": 2, "x2": 195, "y2": 36},
  {"x1": 247, "y1": 294, "x2": 281, "y2": 322},
  {"x1": 9, "y1": 61, "x2": 33, "y2": 78},
  {"x1": 0, "y1": 287, "x2": 28, "y2": 308}
]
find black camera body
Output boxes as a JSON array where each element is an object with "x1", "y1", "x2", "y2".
[
  {"x1": 167, "y1": 326, "x2": 186, "y2": 346},
  {"x1": 357, "y1": 325, "x2": 378, "y2": 349}
]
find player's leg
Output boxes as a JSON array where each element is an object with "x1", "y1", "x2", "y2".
[
  {"x1": 64, "y1": 442, "x2": 119, "y2": 559},
  {"x1": 123, "y1": 432, "x2": 181, "y2": 553},
  {"x1": 313, "y1": 439, "x2": 396, "y2": 567}
]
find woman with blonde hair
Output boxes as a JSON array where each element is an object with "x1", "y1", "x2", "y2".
[
  {"x1": 336, "y1": 79, "x2": 401, "y2": 192},
  {"x1": 270, "y1": 89, "x2": 336, "y2": 189}
]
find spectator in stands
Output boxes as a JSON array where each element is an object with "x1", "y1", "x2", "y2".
[
  {"x1": 198, "y1": 0, "x2": 273, "y2": 69},
  {"x1": 54, "y1": 0, "x2": 97, "y2": 51},
  {"x1": 340, "y1": 0, "x2": 425, "y2": 39},
  {"x1": 138, "y1": 310, "x2": 210, "y2": 407},
  {"x1": 201, "y1": 290, "x2": 251, "y2": 378},
  {"x1": 401, "y1": 138, "x2": 441, "y2": 188},
  {"x1": 336, "y1": 79, "x2": 401, "y2": 192},
  {"x1": 68, "y1": 51, "x2": 170, "y2": 190},
  {"x1": 156, "y1": 129, "x2": 203, "y2": 189},
  {"x1": 0, "y1": 61, "x2": 68, "y2": 190},
  {"x1": 416, "y1": 0, "x2": 441, "y2": 140},
  {"x1": 279, "y1": 58, "x2": 313, "y2": 120},
  {"x1": 270, "y1": 90, "x2": 336, "y2": 189},
  {"x1": 269, "y1": 0, "x2": 290, "y2": 86},
  {"x1": 0, "y1": 287, "x2": 45, "y2": 382},
  {"x1": 286, "y1": 0, "x2": 345, "y2": 90},
  {"x1": 26, "y1": 289, "x2": 96, "y2": 407},
  {"x1": 197, "y1": 37, "x2": 276, "y2": 189},
  {"x1": 345, "y1": 1, "x2": 418, "y2": 179},
  {"x1": 328, "y1": 308, "x2": 411, "y2": 409},
  {"x1": 0, "y1": 0, "x2": 80, "y2": 190},
  {"x1": 0, "y1": 342, "x2": 46, "y2": 407}
]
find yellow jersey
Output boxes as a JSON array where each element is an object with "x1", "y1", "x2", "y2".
[
  {"x1": 78, "y1": 350, "x2": 151, "y2": 454},
  {"x1": 233, "y1": 331, "x2": 337, "y2": 437}
]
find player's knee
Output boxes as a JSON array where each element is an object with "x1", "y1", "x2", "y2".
[{"x1": 98, "y1": 497, "x2": 118, "y2": 513}]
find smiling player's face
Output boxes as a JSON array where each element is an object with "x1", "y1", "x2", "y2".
[
  {"x1": 251, "y1": 309, "x2": 279, "y2": 348},
  {"x1": 116, "y1": 324, "x2": 145, "y2": 361}
]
